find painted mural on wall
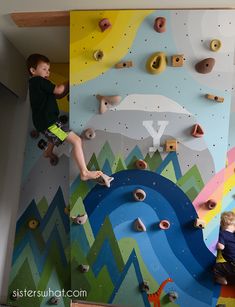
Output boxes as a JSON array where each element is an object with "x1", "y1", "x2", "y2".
[
  {"x1": 70, "y1": 10, "x2": 235, "y2": 307},
  {"x1": 7, "y1": 65, "x2": 70, "y2": 307}
]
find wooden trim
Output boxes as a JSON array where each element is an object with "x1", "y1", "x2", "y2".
[
  {"x1": 11, "y1": 11, "x2": 69, "y2": 27},
  {"x1": 11, "y1": 8, "x2": 235, "y2": 28}
]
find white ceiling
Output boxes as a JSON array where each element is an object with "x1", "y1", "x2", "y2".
[{"x1": 1, "y1": 0, "x2": 235, "y2": 63}]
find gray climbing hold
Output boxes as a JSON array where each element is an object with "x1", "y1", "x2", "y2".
[
  {"x1": 96, "y1": 173, "x2": 114, "y2": 188},
  {"x1": 79, "y1": 264, "x2": 89, "y2": 273}
]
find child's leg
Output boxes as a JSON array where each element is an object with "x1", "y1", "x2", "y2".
[
  {"x1": 66, "y1": 131, "x2": 102, "y2": 180},
  {"x1": 44, "y1": 142, "x2": 56, "y2": 158}
]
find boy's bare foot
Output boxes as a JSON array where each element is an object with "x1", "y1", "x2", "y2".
[{"x1": 80, "y1": 170, "x2": 103, "y2": 181}]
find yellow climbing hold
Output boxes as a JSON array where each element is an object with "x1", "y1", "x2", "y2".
[
  {"x1": 146, "y1": 52, "x2": 167, "y2": 74},
  {"x1": 210, "y1": 39, "x2": 221, "y2": 52}
]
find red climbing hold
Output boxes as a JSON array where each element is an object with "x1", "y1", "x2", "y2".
[
  {"x1": 154, "y1": 17, "x2": 166, "y2": 33},
  {"x1": 99, "y1": 18, "x2": 111, "y2": 32},
  {"x1": 191, "y1": 124, "x2": 204, "y2": 138}
]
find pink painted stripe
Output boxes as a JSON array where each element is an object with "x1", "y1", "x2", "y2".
[{"x1": 227, "y1": 147, "x2": 235, "y2": 164}]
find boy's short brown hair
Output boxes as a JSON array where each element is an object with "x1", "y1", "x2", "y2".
[
  {"x1": 26, "y1": 54, "x2": 50, "y2": 75},
  {"x1": 220, "y1": 211, "x2": 235, "y2": 229}
]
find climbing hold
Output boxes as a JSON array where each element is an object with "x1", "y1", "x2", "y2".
[
  {"x1": 154, "y1": 17, "x2": 166, "y2": 33},
  {"x1": 28, "y1": 219, "x2": 40, "y2": 230},
  {"x1": 38, "y1": 139, "x2": 48, "y2": 150},
  {"x1": 159, "y1": 220, "x2": 170, "y2": 230},
  {"x1": 96, "y1": 94, "x2": 122, "y2": 114},
  {"x1": 79, "y1": 264, "x2": 89, "y2": 273},
  {"x1": 171, "y1": 55, "x2": 184, "y2": 67},
  {"x1": 96, "y1": 173, "x2": 114, "y2": 188},
  {"x1": 205, "y1": 94, "x2": 224, "y2": 103},
  {"x1": 99, "y1": 18, "x2": 111, "y2": 32},
  {"x1": 165, "y1": 139, "x2": 177, "y2": 152},
  {"x1": 83, "y1": 128, "x2": 96, "y2": 140},
  {"x1": 30, "y1": 130, "x2": 40, "y2": 139},
  {"x1": 115, "y1": 61, "x2": 133, "y2": 69},
  {"x1": 133, "y1": 189, "x2": 146, "y2": 202},
  {"x1": 191, "y1": 124, "x2": 204, "y2": 138},
  {"x1": 139, "y1": 281, "x2": 150, "y2": 292},
  {"x1": 134, "y1": 218, "x2": 146, "y2": 232},
  {"x1": 71, "y1": 214, "x2": 88, "y2": 225},
  {"x1": 205, "y1": 199, "x2": 217, "y2": 210},
  {"x1": 93, "y1": 50, "x2": 104, "y2": 61},
  {"x1": 146, "y1": 52, "x2": 167, "y2": 74},
  {"x1": 168, "y1": 291, "x2": 178, "y2": 302},
  {"x1": 50, "y1": 155, "x2": 59, "y2": 166},
  {"x1": 135, "y1": 159, "x2": 148, "y2": 170},
  {"x1": 195, "y1": 58, "x2": 215, "y2": 74},
  {"x1": 49, "y1": 297, "x2": 59, "y2": 305},
  {"x1": 194, "y1": 218, "x2": 206, "y2": 229},
  {"x1": 210, "y1": 39, "x2": 222, "y2": 52}
]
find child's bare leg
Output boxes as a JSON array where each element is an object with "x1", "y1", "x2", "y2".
[
  {"x1": 66, "y1": 131, "x2": 102, "y2": 180},
  {"x1": 44, "y1": 142, "x2": 56, "y2": 158}
]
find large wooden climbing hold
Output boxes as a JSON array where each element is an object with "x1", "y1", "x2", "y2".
[
  {"x1": 171, "y1": 55, "x2": 184, "y2": 67},
  {"x1": 154, "y1": 17, "x2": 166, "y2": 33},
  {"x1": 165, "y1": 139, "x2": 177, "y2": 152},
  {"x1": 28, "y1": 219, "x2": 40, "y2": 230},
  {"x1": 195, "y1": 58, "x2": 215, "y2": 74},
  {"x1": 194, "y1": 218, "x2": 206, "y2": 229},
  {"x1": 134, "y1": 218, "x2": 146, "y2": 232},
  {"x1": 96, "y1": 173, "x2": 114, "y2": 188},
  {"x1": 135, "y1": 159, "x2": 148, "y2": 170},
  {"x1": 96, "y1": 94, "x2": 122, "y2": 114},
  {"x1": 146, "y1": 52, "x2": 167, "y2": 74},
  {"x1": 139, "y1": 281, "x2": 150, "y2": 292},
  {"x1": 83, "y1": 128, "x2": 96, "y2": 140},
  {"x1": 210, "y1": 39, "x2": 222, "y2": 52},
  {"x1": 205, "y1": 199, "x2": 217, "y2": 210},
  {"x1": 133, "y1": 189, "x2": 146, "y2": 201},
  {"x1": 205, "y1": 94, "x2": 224, "y2": 103},
  {"x1": 159, "y1": 220, "x2": 170, "y2": 230},
  {"x1": 99, "y1": 18, "x2": 111, "y2": 32},
  {"x1": 191, "y1": 124, "x2": 204, "y2": 138},
  {"x1": 49, "y1": 297, "x2": 59, "y2": 305},
  {"x1": 71, "y1": 214, "x2": 88, "y2": 225},
  {"x1": 93, "y1": 50, "x2": 104, "y2": 61},
  {"x1": 115, "y1": 61, "x2": 133, "y2": 69},
  {"x1": 168, "y1": 291, "x2": 178, "y2": 302},
  {"x1": 78, "y1": 264, "x2": 89, "y2": 273}
]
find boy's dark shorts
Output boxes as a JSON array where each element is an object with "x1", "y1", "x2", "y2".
[{"x1": 44, "y1": 120, "x2": 69, "y2": 147}]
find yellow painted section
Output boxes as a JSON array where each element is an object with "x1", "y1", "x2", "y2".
[
  {"x1": 217, "y1": 298, "x2": 235, "y2": 307},
  {"x1": 70, "y1": 10, "x2": 153, "y2": 85},
  {"x1": 50, "y1": 63, "x2": 69, "y2": 113}
]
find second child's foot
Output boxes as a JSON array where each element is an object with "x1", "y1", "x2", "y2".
[
  {"x1": 215, "y1": 276, "x2": 227, "y2": 285},
  {"x1": 81, "y1": 170, "x2": 103, "y2": 181}
]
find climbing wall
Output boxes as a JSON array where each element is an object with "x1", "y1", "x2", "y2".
[
  {"x1": 70, "y1": 10, "x2": 235, "y2": 307},
  {"x1": 7, "y1": 64, "x2": 70, "y2": 307}
]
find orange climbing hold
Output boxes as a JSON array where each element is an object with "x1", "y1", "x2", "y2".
[
  {"x1": 28, "y1": 219, "x2": 40, "y2": 230},
  {"x1": 205, "y1": 94, "x2": 224, "y2": 103},
  {"x1": 115, "y1": 61, "x2": 133, "y2": 69},
  {"x1": 205, "y1": 199, "x2": 217, "y2": 210},
  {"x1": 135, "y1": 159, "x2": 148, "y2": 170}
]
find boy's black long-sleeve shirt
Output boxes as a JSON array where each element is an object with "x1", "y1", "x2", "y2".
[{"x1": 29, "y1": 76, "x2": 59, "y2": 132}]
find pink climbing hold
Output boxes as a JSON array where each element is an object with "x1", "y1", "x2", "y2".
[
  {"x1": 154, "y1": 17, "x2": 166, "y2": 33},
  {"x1": 191, "y1": 124, "x2": 204, "y2": 138},
  {"x1": 99, "y1": 18, "x2": 112, "y2": 32},
  {"x1": 96, "y1": 94, "x2": 121, "y2": 114},
  {"x1": 159, "y1": 220, "x2": 170, "y2": 230}
]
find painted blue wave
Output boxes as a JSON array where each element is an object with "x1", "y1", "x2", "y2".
[{"x1": 84, "y1": 170, "x2": 220, "y2": 307}]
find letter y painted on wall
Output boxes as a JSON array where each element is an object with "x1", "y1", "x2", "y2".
[{"x1": 143, "y1": 120, "x2": 169, "y2": 152}]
